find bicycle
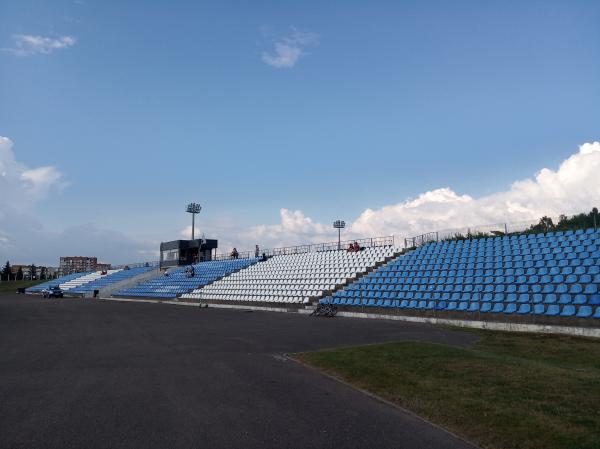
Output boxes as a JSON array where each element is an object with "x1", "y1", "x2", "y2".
[{"x1": 310, "y1": 302, "x2": 338, "y2": 317}]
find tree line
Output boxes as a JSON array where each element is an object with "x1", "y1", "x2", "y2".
[
  {"x1": 439, "y1": 208, "x2": 599, "y2": 243},
  {"x1": 1, "y1": 261, "x2": 57, "y2": 282}
]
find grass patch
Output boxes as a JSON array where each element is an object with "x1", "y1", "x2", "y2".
[
  {"x1": 295, "y1": 330, "x2": 600, "y2": 449},
  {"x1": 0, "y1": 279, "x2": 44, "y2": 294}
]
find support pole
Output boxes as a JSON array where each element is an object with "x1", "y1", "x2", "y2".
[{"x1": 191, "y1": 212, "x2": 195, "y2": 240}]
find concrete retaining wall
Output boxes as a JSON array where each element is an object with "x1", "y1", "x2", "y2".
[
  {"x1": 101, "y1": 295, "x2": 600, "y2": 338},
  {"x1": 322, "y1": 309, "x2": 600, "y2": 338}
]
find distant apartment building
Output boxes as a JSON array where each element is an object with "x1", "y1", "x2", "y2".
[
  {"x1": 59, "y1": 257, "x2": 111, "y2": 276},
  {"x1": 10, "y1": 265, "x2": 58, "y2": 280},
  {"x1": 96, "y1": 263, "x2": 111, "y2": 272}
]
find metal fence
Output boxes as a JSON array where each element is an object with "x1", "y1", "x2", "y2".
[
  {"x1": 112, "y1": 261, "x2": 160, "y2": 269},
  {"x1": 403, "y1": 217, "x2": 564, "y2": 249},
  {"x1": 212, "y1": 235, "x2": 395, "y2": 261}
]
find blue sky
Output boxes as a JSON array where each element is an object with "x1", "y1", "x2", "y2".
[{"x1": 1, "y1": 1, "x2": 599, "y2": 265}]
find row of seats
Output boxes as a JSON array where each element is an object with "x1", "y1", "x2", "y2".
[
  {"x1": 182, "y1": 246, "x2": 397, "y2": 303},
  {"x1": 25, "y1": 271, "x2": 93, "y2": 293},
  {"x1": 69, "y1": 266, "x2": 155, "y2": 293},
  {"x1": 116, "y1": 258, "x2": 258, "y2": 299},
  {"x1": 323, "y1": 228, "x2": 600, "y2": 319},
  {"x1": 429, "y1": 228, "x2": 596, "y2": 247},
  {"x1": 354, "y1": 281, "x2": 599, "y2": 295},
  {"x1": 337, "y1": 289, "x2": 600, "y2": 304},
  {"x1": 327, "y1": 297, "x2": 600, "y2": 318},
  {"x1": 60, "y1": 271, "x2": 122, "y2": 290}
]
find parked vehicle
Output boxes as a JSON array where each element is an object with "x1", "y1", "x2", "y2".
[{"x1": 42, "y1": 286, "x2": 64, "y2": 298}]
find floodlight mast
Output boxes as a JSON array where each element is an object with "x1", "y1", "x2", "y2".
[
  {"x1": 333, "y1": 220, "x2": 346, "y2": 250},
  {"x1": 186, "y1": 203, "x2": 202, "y2": 240}
]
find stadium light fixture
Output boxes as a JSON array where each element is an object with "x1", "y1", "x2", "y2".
[
  {"x1": 186, "y1": 202, "x2": 202, "y2": 240},
  {"x1": 333, "y1": 220, "x2": 346, "y2": 250}
]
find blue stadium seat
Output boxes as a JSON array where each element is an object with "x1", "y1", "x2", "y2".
[
  {"x1": 545, "y1": 305, "x2": 560, "y2": 316},
  {"x1": 589, "y1": 295, "x2": 600, "y2": 305},
  {"x1": 577, "y1": 306, "x2": 592, "y2": 318},
  {"x1": 560, "y1": 305, "x2": 576, "y2": 317},
  {"x1": 558, "y1": 294, "x2": 572, "y2": 304},
  {"x1": 533, "y1": 304, "x2": 545, "y2": 315},
  {"x1": 504, "y1": 303, "x2": 517, "y2": 314},
  {"x1": 517, "y1": 304, "x2": 531, "y2": 314},
  {"x1": 491, "y1": 303, "x2": 504, "y2": 313}
]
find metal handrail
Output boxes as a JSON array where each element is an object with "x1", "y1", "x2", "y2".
[
  {"x1": 112, "y1": 261, "x2": 160, "y2": 269},
  {"x1": 403, "y1": 216, "x2": 567, "y2": 249},
  {"x1": 212, "y1": 235, "x2": 395, "y2": 261}
]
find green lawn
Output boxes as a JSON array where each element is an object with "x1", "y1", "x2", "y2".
[
  {"x1": 0, "y1": 279, "x2": 45, "y2": 294},
  {"x1": 295, "y1": 330, "x2": 600, "y2": 449}
]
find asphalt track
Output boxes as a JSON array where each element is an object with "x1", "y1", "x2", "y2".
[{"x1": 0, "y1": 294, "x2": 479, "y2": 449}]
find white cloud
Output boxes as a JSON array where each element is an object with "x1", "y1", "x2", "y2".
[
  {"x1": 0, "y1": 214, "x2": 157, "y2": 266},
  {"x1": 0, "y1": 137, "x2": 155, "y2": 266},
  {"x1": 4, "y1": 139, "x2": 598, "y2": 266},
  {"x1": 241, "y1": 209, "x2": 332, "y2": 246},
  {"x1": 2, "y1": 34, "x2": 76, "y2": 56},
  {"x1": 351, "y1": 141, "x2": 600, "y2": 237},
  {"x1": 207, "y1": 142, "x2": 600, "y2": 253},
  {"x1": 180, "y1": 226, "x2": 209, "y2": 241},
  {"x1": 262, "y1": 29, "x2": 319, "y2": 68},
  {"x1": 0, "y1": 136, "x2": 65, "y2": 212}
]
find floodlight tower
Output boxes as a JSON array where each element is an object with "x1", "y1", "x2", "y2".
[
  {"x1": 333, "y1": 220, "x2": 346, "y2": 250},
  {"x1": 186, "y1": 202, "x2": 202, "y2": 240}
]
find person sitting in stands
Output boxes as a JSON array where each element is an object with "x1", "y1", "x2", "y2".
[
  {"x1": 347, "y1": 243, "x2": 355, "y2": 252},
  {"x1": 353, "y1": 241, "x2": 361, "y2": 252},
  {"x1": 190, "y1": 265, "x2": 195, "y2": 277},
  {"x1": 231, "y1": 248, "x2": 239, "y2": 259},
  {"x1": 261, "y1": 252, "x2": 268, "y2": 262}
]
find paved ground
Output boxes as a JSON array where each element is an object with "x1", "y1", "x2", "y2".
[{"x1": 0, "y1": 294, "x2": 479, "y2": 449}]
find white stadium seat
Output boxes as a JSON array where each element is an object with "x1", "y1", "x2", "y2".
[{"x1": 180, "y1": 246, "x2": 396, "y2": 304}]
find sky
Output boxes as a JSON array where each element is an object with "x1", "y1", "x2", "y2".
[{"x1": 1, "y1": 0, "x2": 599, "y2": 266}]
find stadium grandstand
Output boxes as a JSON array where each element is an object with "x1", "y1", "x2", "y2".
[
  {"x1": 24, "y1": 214, "x2": 600, "y2": 329},
  {"x1": 25, "y1": 265, "x2": 156, "y2": 295},
  {"x1": 114, "y1": 258, "x2": 258, "y2": 299},
  {"x1": 321, "y1": 228, "x2": 600, "y2": 323},
  {"x1": 182, "y1": 245, "x2": 396, "y2": 304},
  {"x1": 25, "y1": 271, "x2": 93, "y2": 293}
]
